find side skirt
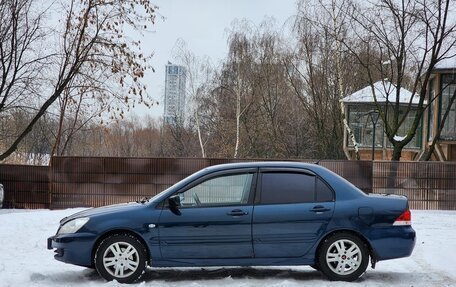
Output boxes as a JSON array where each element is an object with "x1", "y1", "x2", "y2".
[{"x1": 151, "y1": 257, "x2": 315, "y2": 268}]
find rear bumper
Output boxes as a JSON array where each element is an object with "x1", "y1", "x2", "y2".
[
  {"x1": 370, "y1": 226, "x2": 416, "y2": 261},
  {"x1": 47, "y1": 233, "x2": 96, "y2": 267}
]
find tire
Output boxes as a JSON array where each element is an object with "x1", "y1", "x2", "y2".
[
  {"x1": 318, "y1": 232, "x2": 369, "y2": 282},
  {"x1": 94, "y1": 233, "x2": 148, "y2": 283}
]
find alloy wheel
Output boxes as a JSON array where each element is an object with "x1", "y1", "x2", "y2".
[
  {"x1": 102, "y1": 241, "x2": 140, "y2": 278},
  {"x1": 325, "y1": 239, "x2": 362, "y2": 276}
]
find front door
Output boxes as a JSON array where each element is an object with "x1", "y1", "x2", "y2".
[{"x1": 158, "y1": 170, "x2": 256, "y2": 259}]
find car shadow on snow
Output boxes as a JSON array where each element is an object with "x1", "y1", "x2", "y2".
[
  {"x1": 34, "y1": 267, "x2": 423, "y2": 285},
  {"x1": 35, "y1": 267, "x2": 325, "y2": 284},
  {"x1": 361, "y1": 270, "x2": 450, "y2": 284},
  {"x1": 140, "y1": 268, "x2": 429, "y2": 284},
  {"x1": 30, "y1": 269, "x2": 105, "y2": 285},
  {"x1": 140, "y1": 267, "x2": 325, "y2": 282}
]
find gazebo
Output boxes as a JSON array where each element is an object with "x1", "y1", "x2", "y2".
[
  {"x1": 424, "y1": 58, "x2": 456, "y2": 161},
  {"x1": 342, "y1": 80, "x2": 423, "y2": 160}
]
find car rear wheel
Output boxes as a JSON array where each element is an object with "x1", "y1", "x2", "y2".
[
  {"x1": 94, "y1": 234, "x2": 147, "y2": 283},
  {"x1": 318, "y1": 232, "x2": 369, "y2": 281}
]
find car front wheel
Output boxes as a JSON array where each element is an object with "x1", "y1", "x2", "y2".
[
  {"x1": 94, "y1": 234, "x2": 147, "y2": 283},
  {"x1": 318, "y1": 232, "x2": 369, "y2": 281}
]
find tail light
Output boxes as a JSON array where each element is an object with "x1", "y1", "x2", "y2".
[{"x1": 393, "y1": 209, "x2": 411, "y2": 226}]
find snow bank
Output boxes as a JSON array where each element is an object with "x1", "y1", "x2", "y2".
[{"x1": 0, "y1": 209, "x2": 455, "y2": 287}]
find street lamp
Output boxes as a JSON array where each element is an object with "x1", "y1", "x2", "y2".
[{"x1": 367, "y1": 110, "x2": 380, "y2": 161}]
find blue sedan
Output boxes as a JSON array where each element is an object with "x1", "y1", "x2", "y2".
[{"x1": 48, "y1": 162, "x2": 415, "y2": 283}]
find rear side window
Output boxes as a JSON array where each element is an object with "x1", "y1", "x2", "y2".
[
  {"x1": 316, "y1": 178, "x2": 334, "y2": 202},
  {"x1": 260, "y1": 172, "x2": 334, "y2": 204},
  {"x1": 260, "y1": 172, "x2": 315, "y2": 204}
]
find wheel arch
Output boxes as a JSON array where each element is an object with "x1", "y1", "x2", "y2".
[
  {"x1": 315, "y1": 229, "x2": 378, "y2": 265},
  {"x1": 91, "y1": 229, "x2": 151, "y2": 268}
]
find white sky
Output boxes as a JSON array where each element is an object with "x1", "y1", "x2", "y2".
[{"x1": 129, "y1": 0, "x2": 298, "y2": 119}]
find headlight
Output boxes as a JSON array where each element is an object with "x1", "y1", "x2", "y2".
[{"x1": 58, "y1": 217, "x2": 90, "y2": 235}]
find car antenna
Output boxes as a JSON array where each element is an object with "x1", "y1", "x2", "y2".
[{"x1": 314, "y1": 159, "x2": 321, "y2": 165}]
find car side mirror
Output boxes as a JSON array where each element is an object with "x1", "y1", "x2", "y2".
[{"x1": 168, "y1": 195, "x2": 181, "y2": 216}]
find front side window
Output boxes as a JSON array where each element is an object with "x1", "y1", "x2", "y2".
[{"x1": 179, "y1": 173, "x2": 253, "y2": 207}]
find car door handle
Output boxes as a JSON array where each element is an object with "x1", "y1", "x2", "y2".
[
  {"x1": 227, "y1": 209, "x2": 248, "y2": 216},
  {"x1": 310, "y1": 205, "x2": 330, "y2": 213}
]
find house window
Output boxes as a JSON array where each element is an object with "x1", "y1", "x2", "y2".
[
  {"x1": 347, "y1": 106, "x2": 383, "y2": 148},
  {"x1": 347, "y1": 105, "x2": 421, "y2": 149},
  {"x1": 440, "y1": 74, "x2": 456, "y2": 140},
  {"x1": 386, "y1": 108, "x2": 422, "y2": 149},
  {"x1": 428, "y1": 78, "x2": 435, "y2": 141}
]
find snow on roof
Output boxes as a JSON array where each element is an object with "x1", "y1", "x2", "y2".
[
  {"x1": 343, "y1": 81, "x2": 420, "y2": 104},
  {"x1": 434, "y1": 57, "x2": 456, "y2": 70}
]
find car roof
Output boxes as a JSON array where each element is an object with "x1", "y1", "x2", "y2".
[
  {"x1": 201, "y1": 161, "x2": 365, "y2": 200},
  {"x1": 203, "y1": 161, "x2": 320, "y2": 172},
  {"x1": 150, "y1": 160, "x2": 366, "y2": 203}
]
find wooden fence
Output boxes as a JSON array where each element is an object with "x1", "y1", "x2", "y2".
[
  {"x1": 0, "y1": 164, "x2": 49, "y2": 209},
  {"x1": 373, "y1": 161, "x2": 456, "y2": 210},
  {"x1": 0, "y1": 157, "x2": 455, "y2": 210}
]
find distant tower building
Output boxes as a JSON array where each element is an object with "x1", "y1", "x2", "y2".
[{"x1": 164, "y1": 62, "x2": 186, "y2": 125}]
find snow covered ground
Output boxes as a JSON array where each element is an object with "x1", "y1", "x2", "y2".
[{"x1": 0, "y1": 209, "x2": 455, "y2": 287}]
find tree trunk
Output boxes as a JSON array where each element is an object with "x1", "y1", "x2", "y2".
[
  {"x1": 0, "y1": 71, "x2": 75, "y2": 161},
  {"x1": 331, "y1": 1, "x2": 360, "y2": 160},
  {"x1": 195, "y1": 111, "x2": 206, "y2": 158},
  {"x1": 391, "y1": 144, "x2": 403, "y2": 161},
  {"x1": 234, "y1": 91, "x2": 241, "y2": 158},
  {"x1": 341, "y1": 103, "x2": 361, "y2": 160}
]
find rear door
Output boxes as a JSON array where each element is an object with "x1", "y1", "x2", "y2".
[
  {"x1": 158, "y1": 169, "x2": 256, "y2": 259},
  {"x1": 252, "y1": 168, "x2": 335, "y2": 258}
]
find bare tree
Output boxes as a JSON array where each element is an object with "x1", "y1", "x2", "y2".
[
  {"x1": 226, "y1": 31, "x2": 254, "y2": 158},
  {"x1": 0, "y1": 0, "x2": 48, "y2": 157},
  {"x1": 284, "y1": 2, "x2": 353, "y2": 159},
  {"x1": 293, "y1": 0, "x2": 456, "y2": 161},
  {"x1": 251, "y1": 23, "x2": 287, "y2": 157},
  {"x1": 326, "y1": 0, "x2": 361, "y2": 160},
  {"x1": 172, "y1": 39, "x2": 214, "y2": 158},
  {"x1": 198, "y1": 19, "x2": 340, "y2": 159},
  {"x1": 0, "y1": 0, "x2": 156, "y2": 161},
  {"x1": 50, "y1": 82, "x2": 102, "y2": 156},
  {"x1": 342, "y1": 0, "x2": 456, "y2": 160}
]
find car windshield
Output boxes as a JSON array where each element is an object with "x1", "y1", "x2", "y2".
[{"x1": 145, "y1": 168, "x2": 210, "y2": 204}]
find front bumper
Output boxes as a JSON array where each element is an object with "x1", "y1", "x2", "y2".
[{"x1": 47, "y1": 232, "x2": 97, "y2": 267}]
